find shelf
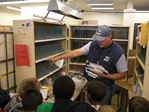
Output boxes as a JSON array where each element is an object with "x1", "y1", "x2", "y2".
[
  {"x1": 138, "y1": 53, "x2": 145, "y2": 64},
  {"x1": 136, "y1": 55, "x2": 145, "y2": 70},
  {"x1": 36, "y1": 61, "x2": 57, "y2": 79},
  {"x1": 35, "y1": 22, "x2": 66, "y2": 40},
  {"x1": 113, "y1": 39, "x2": 128, "y2": 42},
  {"x1": 71, "y1": 38, "x2": 92, "y2": 41},
  {"x1": 71, "y1": 55, "x2": 87, "y2": 63},
  {"x1": 35, "y1": 38, "x2": 65, "y2": 43},
  {"x1": 134, "y1": 21, "x2": 149, "y2": 100},
  {"x1": 71, "y1": 26, "x2": 96, "y2": 39},
  {"x1": 134, "y1": 69, "x2": 143, "y2": 91},
  {"x1": 0, "y1": 26, "x2": 16, "y2": 91},
  {"x1": 38, "y1": 64, "x2": 66, "y2": 81},
  {"x1": 110, "y1": 26, "x2": 129, "y2": 40},
  {"x1": 0, "y1": 32, "x2": 13, "y2": 33},
  {"x1": 135, "y1": 66, "x2": 144, "y2": 85},
  {"x1": 0, "y1": 58, "x2": 14, "y2": 63},
  {"x1": 35, "y1": 51, "x2": 66, "y2": 63},
  {"x1": 35, "y1": 41, "x2": 64, "y2": 60},
  {"x1": 13, "y1": 20, "x2": 67, "y2": 86}
]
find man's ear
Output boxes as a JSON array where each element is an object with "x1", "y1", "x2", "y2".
[{"x1": 109, "y1": 35, "x2": 112, "y2": 39}]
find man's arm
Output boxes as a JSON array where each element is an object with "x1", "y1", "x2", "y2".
[
  {"x1": 95, "y1": 72, "x2": 127, "y2": 80},
  {"x1": 48, "y1": 48, "x2": 83, "y2": 64},
  {"x1": 97, "y1": 53, "x2": 128, "y2": 80},
  {"x1": 48, "y1": 41, "x2": 92, "y2": 64},
  {"x1": 105, "y1": 72, "x2": 127, "y2": 80}
]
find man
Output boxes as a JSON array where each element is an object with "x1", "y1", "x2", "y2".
[{"x1": 48, "y1": 25, "x2": 128, "y2": 104}]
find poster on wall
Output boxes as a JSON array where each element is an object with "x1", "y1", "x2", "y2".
[{"x1": 15, "y1": 44, "x2": 30, "y2": 66}]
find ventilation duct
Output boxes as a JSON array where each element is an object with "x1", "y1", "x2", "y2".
[{"x1": 44, "y1": 0, "x2": 82, "y2": 20}]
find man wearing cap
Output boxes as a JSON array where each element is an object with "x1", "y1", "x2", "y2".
[{"x1": 48, "y1": 25, "x2": 127, "y2": 105}]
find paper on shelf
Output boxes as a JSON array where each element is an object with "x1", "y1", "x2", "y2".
[{"x1": 55, "y1": 59, "x2": 64, "y2": 68}]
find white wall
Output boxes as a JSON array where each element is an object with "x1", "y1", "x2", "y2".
[
  {"x1": 135, "y1": 12, "x2": 149, "y2": 23},
  {"x1": 82, "y1": 12, "x2": 124, "y2": 25},
  {"x1": 0, "y1": 8, "x2": 21, "y2": 25}
]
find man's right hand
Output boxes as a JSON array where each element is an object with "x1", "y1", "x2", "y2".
[{"x1": 48, "y1": 57, "x2": 58, "y2": 64}]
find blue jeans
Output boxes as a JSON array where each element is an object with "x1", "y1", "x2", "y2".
[{"x1": 101, "y1": 85, "x2": 114, "y2": 105}]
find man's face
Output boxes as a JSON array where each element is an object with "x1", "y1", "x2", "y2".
[{"x1": 97, "y1": 36, "x2": 111, "y2": 48}]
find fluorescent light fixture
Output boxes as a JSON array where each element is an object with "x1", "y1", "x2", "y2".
[
  {"x1": 87, "y1": 1, "x2": 113, "y2": 6},
  {"x1": 91, "y1": 7, "x2": 114, "y2": 10},
  {"x1": 7, "y1": 6, "x2": 21, "y2": 11},
  {"x1": 0, "y1": 0, "x2": 49, "y2": 5}
]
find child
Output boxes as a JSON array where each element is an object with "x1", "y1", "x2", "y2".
[
  {"x1": 4, "y1": 78, "x2": 40, "y2": 112},
  {"x1": 0, "y1": 88, "x2": 10, "y2": 112},
  {"x1": 51, "y1": 75, "x2": 96, "y2": 112},
  {"x1": 129, "y1": 96, "x2": 149, "y2": 112},
  {"x1": 21, "y1": 89, "x2": 42, "y2": 111},
  {"x1": 87, "y1": 81, "x2": 115, "y2": 112}
]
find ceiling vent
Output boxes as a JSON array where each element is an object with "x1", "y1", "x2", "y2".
[{"x1": 44, "y1": 0, "x2": 82, "y2": 20}]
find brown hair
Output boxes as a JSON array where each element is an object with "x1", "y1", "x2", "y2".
[
  {"x1": 18, "y1": 78, "x2": 41, "y2": 97},
  {"x1": 129, "y1": 96, "x2": 149, "y2": 112}
]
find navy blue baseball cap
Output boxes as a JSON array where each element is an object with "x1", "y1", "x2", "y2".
[{"x1": 92, "y1": 25, "x2": 112, "y2": 41}]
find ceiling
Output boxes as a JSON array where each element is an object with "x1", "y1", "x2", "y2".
[
  {"x1": 67, "y1": 0, "x2": 149, "y2": 12},
  {"x1": 0, "y1": 0, "x2": 149, "y2": 12}
]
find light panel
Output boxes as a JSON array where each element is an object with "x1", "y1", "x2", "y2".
[{"x1": 87, "y1": 1, "x2": 113, "y2": 6}]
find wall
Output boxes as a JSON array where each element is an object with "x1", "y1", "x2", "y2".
[
  {"x1": 0, "y1": 7, "x2": 21, "y2": 25},
  {"x1": 135, "y1": 12, "x2": 149, "y2": 23},
  {"x1": 82, "y1": 12, "x2": 124, "y2": 25}
]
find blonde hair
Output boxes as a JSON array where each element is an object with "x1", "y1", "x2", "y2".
[{"x1": 18, "y1": 78, "x2": 41, "y2": 97}]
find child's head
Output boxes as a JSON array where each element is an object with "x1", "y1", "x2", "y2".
[
  {"x1": 87, "y1": 81, "x2": 106, "y2": 104},
  {"x1": 129, "y1": 96, "x2": 149, "y2": 112},
  {"x1": 53, "y1": 75, "x2": 75, "y2": 100},
  {"x1": 22, "y1": 89, "x2": 43, "y2": 111},
  {"x1": 18, "y1": 78, "x2": 41, "y2": 97},
  {"x1": 0, "y1": 88, "x2": 10, "y2": 110}
]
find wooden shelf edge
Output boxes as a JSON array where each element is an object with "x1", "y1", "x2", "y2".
[
  {"x1": 35, "y1": 37, "x2": 66, "y2": 43},
  {"x1": 136, "y1": 55, "x2": 145, "y2": 70},
  {"x1": 134, "y1": 69, "x2": 143, "y2": 91},
  {"x1": 35, "y1": 51, "x2": 67, "y2": 63},
  {"x1": 71, "y1": 38, "x2": 92, "y2": 41},
  {"x1": 38, "y1": 64, "x2": 66, "y2": 81}
]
